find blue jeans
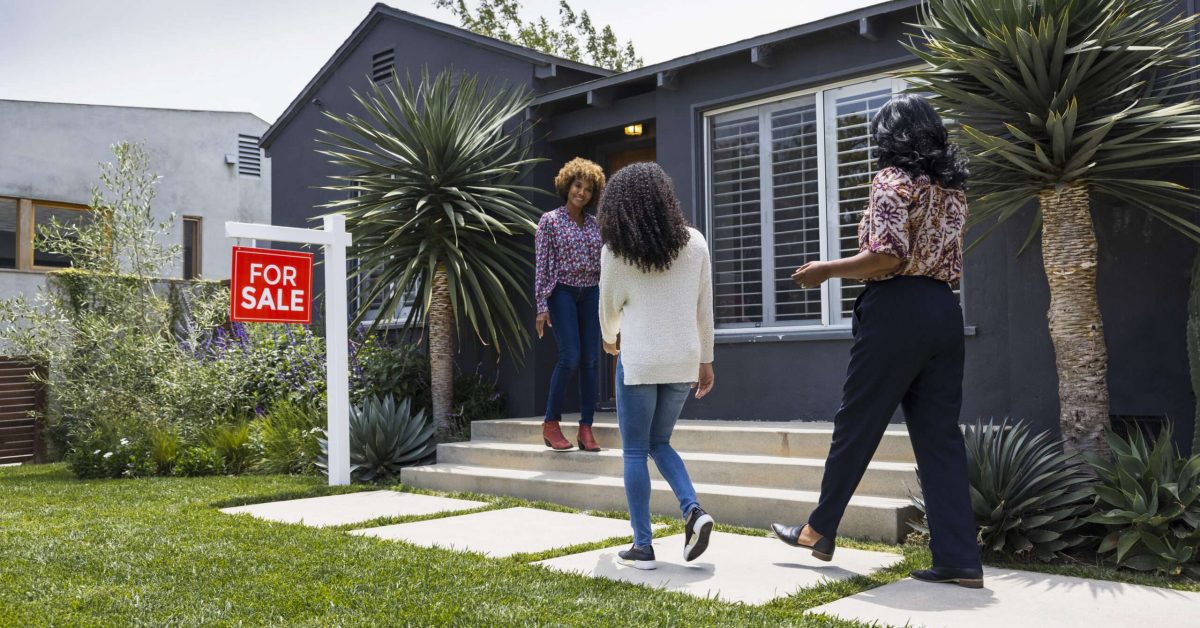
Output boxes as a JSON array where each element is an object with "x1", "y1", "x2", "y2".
[
  {"x1": 544, "y1": 284, "x2": 599, "y2": 425},
  {"x1": 616, "y1": 359, "x2": 699, "y2": 546}
]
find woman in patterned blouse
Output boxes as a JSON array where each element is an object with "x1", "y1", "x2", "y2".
[
  {"x1": 771, "y1": 94, "x2": 985, "y2": 589},
  {"x1": 535, "y1": 158, "x2": 606, "y2": 452}
]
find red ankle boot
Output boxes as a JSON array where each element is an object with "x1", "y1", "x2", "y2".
[
  {"x1": 543, "y1": 421, "x2": 573, "y2": 450},
  {"x1": 577, "y1": 425, "x2": 600, "y2": 452}
]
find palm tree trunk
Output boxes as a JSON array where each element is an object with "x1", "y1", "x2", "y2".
[
  {"x1": 428, "y1": 263, "x2": 455, "y2": 438},
  {"x1": 1039, "y1": 183, "x2": 1111, "y2": 460}
]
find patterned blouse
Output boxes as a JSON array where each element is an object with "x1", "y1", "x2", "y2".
[
  {"x1": 857, "y1": 166, "x2": 968, "y2": 283},
  {"x1": 534, "y1": 207, "x2": 602, "y2": 313}
]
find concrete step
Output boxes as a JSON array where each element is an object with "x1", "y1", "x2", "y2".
[
  {"x1": 471, "y1": 416, "x2": 917, "y2": 463},
  {"x1": 400, "y1": 463, "x2": 918, "y2": 543},
  {"x1": 437, "y1": 441, "x2": 919, "y2": 499}
]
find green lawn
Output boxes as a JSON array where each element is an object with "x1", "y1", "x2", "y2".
[{"x1": 1, "y1": 464, "x2": 1194, "y2": 626}]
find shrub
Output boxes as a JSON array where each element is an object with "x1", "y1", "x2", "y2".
[
  {"x1": 208, "y1": 422, "x2": 253, "y2": 474},
  {"x1": 66, "y1": 431, "x2": 155, "y2": 480},
  {"x1": 448, "y1": 370, "x2": 506, "y2": 440},
  {"x1": 318, "y1": 394, "x2": 437, "y2": 482},
  {"x1": 252, "y1": 400, "x2": 323, "y2": 475},
  {"x1": 174, "y1": 446, "x2": 222, "y2": 477},
  {"x1": 1085, "y1": 427, "x2": 1200, "y2": 577},
  {"x1": 911, "y1": 419, "x2": 1094, "y2": 561},
  {"x1": 354, "y1": 341, "x2": 430, "y2": 408},
  {"x1": 148, "y1": 428, "x2": 181, "y2": 476}
]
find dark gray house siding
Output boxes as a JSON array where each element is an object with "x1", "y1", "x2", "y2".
[{"x1": 265, "y1": 1, "x2": 1198, "y2": 451}]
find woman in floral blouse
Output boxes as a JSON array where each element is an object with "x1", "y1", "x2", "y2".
[
  {"x1": 771, "y1": 94, "x2": 984, "y2": 589},
  {"x1": 535, "y1": 158, "x2": 606, "y2": 452}
]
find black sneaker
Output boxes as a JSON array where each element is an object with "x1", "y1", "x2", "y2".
[
  {"x1": 684, "y1": 506, "x2": 714, "y2": 562},
  {"x1": 618, "y1": 544, "x2": 657, "y2": 570}
]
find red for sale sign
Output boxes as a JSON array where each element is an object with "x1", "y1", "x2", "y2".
[{"x1": 230, "y1": 246, "x2": 313, "y2": 324}]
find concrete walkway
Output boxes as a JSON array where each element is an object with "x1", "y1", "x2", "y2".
[
  {"x1": 808, "y1": 566, "x2": 1200, "y2": 627},
  {"x1": 219, "y1": 490, "x2": 485, "y2": 527},
  {"x1": 538, "y1": 531, "x2": 901, "y2": 604},
  {"x1": 223, "y1": 490, "x2": 1199, "y2": 621}
]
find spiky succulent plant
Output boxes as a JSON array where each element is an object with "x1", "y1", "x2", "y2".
[
  {"x1": 911, "y1": 419, "x2": 1094, "y2": 561},
  {"x1": 319, "y1": 394, "x2": 437, "y2": 482}
]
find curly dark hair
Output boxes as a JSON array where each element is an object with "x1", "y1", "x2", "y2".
[
  {"x1": 871, "y1": 93, "x2": 969, "y2": 190},
  {"x1": 597, "y1": 162, "x2": 691, "y2": 272},
  {"x1": 553, "y1": 157, "x2": 605, "y2": 208}
]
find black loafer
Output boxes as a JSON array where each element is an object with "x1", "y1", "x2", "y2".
[
  {"x1": 770, "y1": 522, "x2": 835, "y2": 561},
  {"x1": 910, "y1": 566, "x2": 985, "y2": 589}
]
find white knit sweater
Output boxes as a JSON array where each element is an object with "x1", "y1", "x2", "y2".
[{"x1": 599, "y1": 227, "x2": 715, "y2": 385}]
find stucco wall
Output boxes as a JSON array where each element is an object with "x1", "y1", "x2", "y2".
[{"x1": 0, "y1": 99, "x2": 271, "y2": 293}]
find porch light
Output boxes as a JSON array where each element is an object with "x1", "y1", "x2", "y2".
[{"x1": 624, "y1": 123, "x2": 643, "y2": 136}]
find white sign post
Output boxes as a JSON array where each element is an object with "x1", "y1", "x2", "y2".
[{"x1": 226, "y1": 215, "x2": 354, "y2": 486}]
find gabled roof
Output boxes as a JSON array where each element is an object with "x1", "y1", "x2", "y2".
[
  {"x1": 532, "y1": 0, "x2": 920, "y2": 106},
  {"x1": 261, "y1": 2, "x2": 613, "y2": 149}
]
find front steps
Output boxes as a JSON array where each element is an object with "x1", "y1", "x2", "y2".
[{"x1": 401, "y1": 415, "x2": 922, "y2": 543}]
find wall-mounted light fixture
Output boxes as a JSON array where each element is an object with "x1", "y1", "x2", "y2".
[{"x1": 624, "y1": 123, "x2": 643, "y2": 136}]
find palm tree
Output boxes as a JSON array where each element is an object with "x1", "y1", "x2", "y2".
[
  {"x1": 318, "y1": 69, "x2": 544, "y2": 436},
  {"x1": 907, "y1": 0, "x2": 1200, "y2": 459}
]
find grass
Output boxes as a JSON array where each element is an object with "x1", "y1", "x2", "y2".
[
  {"x1": 2, "y1": 464, "x2": 1195, "y2": 626},
  {"x1": 1, "y1": 463, "x2": 911, "y2": 626}
]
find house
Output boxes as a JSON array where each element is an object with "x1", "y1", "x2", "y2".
[
  {"x1": 0, "y1": 99, "x2": 272, "y2": 463},
  {"x1": 261, "y1": 0, "x2": 1197, "y2": 450}
]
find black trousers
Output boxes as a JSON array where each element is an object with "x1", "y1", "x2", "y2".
[{"x1": 808, "y1": 276, "x2": 980, "y2": 570}]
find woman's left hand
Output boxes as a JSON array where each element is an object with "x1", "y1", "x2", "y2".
[
  {"x1": 793, "y1": 261, "x2": 832, "y2": 289},
  {"x1": 603, "y1": 337, "x2": 620, "y2": 356}
]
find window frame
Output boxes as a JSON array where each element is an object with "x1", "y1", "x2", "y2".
[
  {"x1": 29, "y1": 200, "x2": 91, "y2": 271},
  {"x1": 182, "y1": 216, "x2": 203, "y2": 279},
  {"x1": 703, "y1": 69, "x2": 924, "y2": 335}
]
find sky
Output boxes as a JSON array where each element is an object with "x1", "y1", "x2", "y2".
[{"x1": 0, "y1": 0, "x2": 888, "y2": 124}]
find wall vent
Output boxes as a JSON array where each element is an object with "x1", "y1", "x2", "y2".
[
  {"x1": 237, "y1": 135, "x2": 262, "y2": 177},
  {"x1": 372, "y1": 48, "x2": 396, "y2": 83}
]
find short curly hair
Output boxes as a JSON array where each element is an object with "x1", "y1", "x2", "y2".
[
  {"x1": 597, "y1": 162, "x2": 691, "y2": 273},
  {"x1": 554, "y1": 157, "x2": 605, "y2": 208}
]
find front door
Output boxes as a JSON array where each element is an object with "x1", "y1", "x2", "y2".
[{"x1": 597, "y1": 146, "x2": 657, "y2": 411}]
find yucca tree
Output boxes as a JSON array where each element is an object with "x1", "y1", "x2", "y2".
[
  {"x1": 318, "y1": 69, "x2": 544, "y2": 435},
  {"x1": 907, "y1": 0, "x2": 1200, "y2": 459}
]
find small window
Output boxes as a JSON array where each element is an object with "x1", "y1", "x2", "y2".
[
  {"x1": 372, "y1": 49, "x2": 395, "y2": 83},
  {"x1": 32, "y1": 202, "x2": 90, "y2": 269},
  {"x1": 0, "y1": 197, "x2": 17, "y2": 269},
  {"x1": 237, "y1": 135, "x2": 262, "y2": 177},
  {"x1": 183, "y1": 216, "x2": 202, "y2": 279}
]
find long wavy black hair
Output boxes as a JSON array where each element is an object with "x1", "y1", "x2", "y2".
[
  {"x1": 597, "y1": 162, "x2": 691, "y2": 272},
  {"x1": 871, "y1": 93, "x2": 969, "y2": 190}
]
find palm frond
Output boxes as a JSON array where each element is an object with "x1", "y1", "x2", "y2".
[
  {"x1": 316, "y1": 68, "x2": 549, "y2": 358},
  {"x1": 907, "y1": 0, "x2": 1200, "y2": 244}
]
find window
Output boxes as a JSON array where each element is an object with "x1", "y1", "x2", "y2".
[
  {"x1": 353, "y1": 260, "x2": 417, "y2": 326},
  {"x1": 0, "y1": 198, "x2": 17, "y2": 269},
  {"x1": 183, "y1": 216, "x2": 202, "y2": 279},
  {"x1": 32, "y1": 202, "x2": 90, "y2": 269},
  {"x1": 705, "y1": 74, "x2": 908, "y2": 331},
  {"x1": 237, "y1": 135, "x2": 262, "y2": 177}
]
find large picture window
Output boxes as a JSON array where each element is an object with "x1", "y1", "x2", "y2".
[{"x1": 705, "y1": 75, "x2": 907, "y2": 331}]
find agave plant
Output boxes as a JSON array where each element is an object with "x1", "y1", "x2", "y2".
[
  {"x1": 319, "y1": 394, "x2": 437, "y2": 482},
  {"x1": 318, "y1": 68, "x2": 545, "y2": 435},
  {"x1": 1085, "y1": 427, "x2": 1200, "y2": 577},
  {"x1": 911, "y1": 419, "x2": 1094, "y2": 561},
  {"x1": 907, "y1": 0, "x2": 1200, "y2": 459}
]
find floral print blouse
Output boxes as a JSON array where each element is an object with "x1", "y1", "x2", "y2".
[
  {"x1": 857, "y1": 166, "x2": 968, "y2": 283},
  {"x1": 534, "y1": 207, "x2": 602, "y2": 313}
]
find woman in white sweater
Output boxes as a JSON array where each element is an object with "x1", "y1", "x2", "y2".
[{"x1": 597, "y1": 162, "x2": 716, "y2": 570}]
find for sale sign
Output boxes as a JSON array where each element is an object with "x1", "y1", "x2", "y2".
[{"x1": 230, "y1": 246, "x2": 313, "y2": 324}]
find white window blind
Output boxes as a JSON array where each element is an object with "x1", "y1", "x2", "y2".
[
  {"x1": 706, "y1": 74, "x2": 908, "y2": 331},
  {"x1": 709, "y1": 112, "x2": 762, "y2": 327}
]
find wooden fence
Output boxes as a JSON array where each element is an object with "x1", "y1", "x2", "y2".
[{"x1": 0, "y1": 357, "x2": 45, "y2": 464}]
